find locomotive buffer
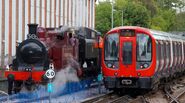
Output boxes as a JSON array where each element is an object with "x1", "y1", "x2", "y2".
[{"x1": 45, "y1": 63, "x2": 55, "y2": 103}]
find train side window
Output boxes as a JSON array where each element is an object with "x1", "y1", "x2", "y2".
[
  {"x1": 163, "y1": 43, "x2": 166, "y2": 59},
  {"x1": 179, "y1": 43, "x2": 182, "y2": 57},
  {"x1": 91, "y1": 31, "x2": 96, "y2": 39},
  {"x1": 159, "y1": 42, "x2": 161, "y2": 61},
  {"x1": 137, "y1": 34, "x2": 152, "y2": 62},
  {"x1": 173, "y1": 42, "x2": 175, "y2": 58},
  {"x1": 177, "y1": 43, "x2": 180, "y2": 63},
  {"x1": 169, "y1": 43, "x2": 172, "y2": 61},
  {"x1": 86, "y1": 29, "x2": 91, "y2": 39},
  {"x1": 168, "y1": 43, "x2": 171, "y2": 60},
  {"x1": 161, "y1": 43, "x2": 164, "y2": 60},
  {"x1": 179, "y1": 43, "x2": 182, "y2": 62},
  {"x1": 177, "y1": 43, "x2": 179, "y2": 57},
  {"x1": 176, "y1": 43, "x2": 179, "y2": 57},
  {"x1": 165, "y1": 43, "x2": 168, "y2": 59},
  {"x1": 156, "y1": 41, "x2": 159, "y2": 61},
  {"x1": 184, "y1": 43, "x2": 185, "y2": 63}
]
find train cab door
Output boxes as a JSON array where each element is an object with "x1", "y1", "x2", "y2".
[{"x1": 119, "y1": 30, "x2": 137, "y2": 77}]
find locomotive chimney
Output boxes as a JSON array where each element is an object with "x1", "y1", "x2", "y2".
[{"x1": 28, "y1": 24, "x2": 38, "y2": 34}]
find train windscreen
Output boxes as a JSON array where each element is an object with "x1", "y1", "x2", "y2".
[
  {"x1": 136, "y1": 34, "x2": 152, "y2": 62},
  {"x1": 104, "y1": 33, "x2": 119, "y2": 61}
]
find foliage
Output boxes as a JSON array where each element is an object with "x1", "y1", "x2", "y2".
[
  {"x1": 95, "y1": 0, "x2": 185, "y2": 35},
  {"x1": 171, "y1": 12, "x2": 185, "y2": 31},
  {"x1": 95, "y1": 1, "x2": 112, "y2": 35},
  {"x1": 113, "y1": 0, "x2": 151, "y2": 28}
]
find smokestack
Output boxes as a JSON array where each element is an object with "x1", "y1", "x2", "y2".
[{"x1": 28, "y1": 24, "x2": 38, "y2": 34}]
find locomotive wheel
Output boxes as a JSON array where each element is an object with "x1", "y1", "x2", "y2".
[
  {"x1": 25, "y1": 82, "x2": 36, "y2": 91},
  {"x1": 8, "y1": 79, "x2": 13, "y2": 95},
  {"x1": 26, "y1": 86, "x2": 32, "y2": 91},
  {"x1": 14, "y1": 81, "x2": 22, "y2": 94}
]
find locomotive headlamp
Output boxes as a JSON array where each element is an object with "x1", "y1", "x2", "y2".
[
  {"x1": 6, "y1": 65, "x2": 10, "y2": 71},
  {"x1": 49, "y1": 63, "x2": 54, "y2": 69}
]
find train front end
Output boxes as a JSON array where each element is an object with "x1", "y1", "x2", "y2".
[
  {"x1": 102, "y1": 26, "x2": 156, "y2": 90},
  {"x1": 5, "y1": 24, "x2": 50, "y2": 94}
]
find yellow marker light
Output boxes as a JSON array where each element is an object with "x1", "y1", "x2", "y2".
[
  {"x1": 137, "y1": 72, "x2": 141, "y2": 76},
  {"x1": 114, "y1": 72, "x2": 118, "y2": 76}
]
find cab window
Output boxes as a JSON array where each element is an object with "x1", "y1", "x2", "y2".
[{"x1": 137, "y1": 34, "x2": 152, "y2": 62}]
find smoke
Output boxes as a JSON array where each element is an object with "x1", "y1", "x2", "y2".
[
  {"x1": 53, "y1": 65, "x2": 79, "y2": 89},
  {"x1": 16, "y1": 56, "x2": 80, "y2": 102},
  {"x1": 59, "y1": 26, "x2": 69, "y2": 33},
  {"x1": 52, "y1": 55, "x2": 81, "y2": 95}
]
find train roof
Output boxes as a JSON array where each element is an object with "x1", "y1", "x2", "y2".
[
  {"x1": 149, "y1": 29, "x2": 185, "y2": 41},
  {"x1": 107, "y1": 26, "x2": 185, "y2": 41},
  {"x1": 107, "y1": 26, "x2": 149, "y2": 34}
]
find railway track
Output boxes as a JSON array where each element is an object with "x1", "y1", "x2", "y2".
[
  {"x1": 80, "y1": 91, "x2": 147, "y2": 103},
  {"x1": 108, "y1": 95, "x2": 133, "y2": 103},
  {"x1": 0, "y1": 78, "x2": 7, "y2": 93},
  {"x1": 81, "y1": 91, "x2": 116, "y2": 103},
  {"x1": 164, "y1": 82, "x2": 185, "y2": 103}
]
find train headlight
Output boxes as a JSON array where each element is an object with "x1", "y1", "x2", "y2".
[
  {"x1": 137, "y1": 62, "x2": 150, "y2": 70},
  {"x1": 143, "y1": 63, "x2": 149, "y2": 68},
  {"x1": 140, "y1": 65, "x2": 143, "y2": 69},
  {"x1": 113, "y1": 65, "x2": 115, "y2": 69},
  {"x1": 105, "y1": 61, "x2": 119, "y2": 69},
  {"x1": 107, "y1": 63, "x2": 112, "y2": 68}
]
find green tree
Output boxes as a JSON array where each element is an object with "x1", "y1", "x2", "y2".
[
  {"x1": 155, "y1": 0, "x2": 185, "y2": 10},
  {"x1": 117, "y1": 2, "x2": 150, "y2": 27},
  {"x1": 138, "y1": 0, "x2": 158, "y2": 16},
  {"x1": 95, "y1": 2, "x2": 112, "y2": 35},
  {"x1": 95, "y1": 0, "x2": 185, "y2": 33},
  {"x1": 171, "y1": 12, "x2": 185, "y2": 31},
  {"x1": 95, "y1": 0, "x2": 150, "y2": 34}
]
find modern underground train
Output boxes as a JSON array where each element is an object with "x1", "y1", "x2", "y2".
[{"x1": 102, "y1": 26, "x2": 185, "y2": 91}]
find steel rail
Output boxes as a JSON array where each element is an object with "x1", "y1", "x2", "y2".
[
  {"x1": 81, "y1": 91, "x2": 114, "y2": 103},
  {"x1": 108, "y1": 95, "x2": 131, "y2": 103},
  {"x1": 0, "y1": 90, "x2": 10, "y2": 103},
  {"x1": 170, "y1": 88, "x2": 185, "y2": 103},
  {"x1": 164, "y1": 85, "x2": 179, "y2": 103}
]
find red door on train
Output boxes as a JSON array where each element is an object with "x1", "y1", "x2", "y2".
[{"x1": 119, "y1": 29, "x2": 137, "y2": 77}]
